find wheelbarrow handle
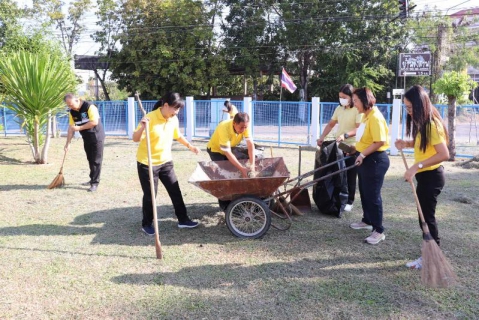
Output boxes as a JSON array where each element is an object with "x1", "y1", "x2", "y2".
[
  {"x1": 284, "y1": 155, "x2": 354, "y2": 185},
  {"x1": 269, "y1": 163, "x2": 358, "y2": 201}
]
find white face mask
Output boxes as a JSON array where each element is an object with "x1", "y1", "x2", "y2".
[{"x1": 339, "y1": 98, "x2": 350, "y2": 106}]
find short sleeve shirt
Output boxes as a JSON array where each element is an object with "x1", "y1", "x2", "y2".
[
  {"x1": 207, "y1": 119, "x2": 251, "y2": 154},
  {"x1": 135, "y1": 108, "x2": 182, "y2": 166},
  {"x1": 355, "y1": 106, "x2": 390, "y2": 152},
  {"x1": 414, "y1": 120, "x2": 446, "y2": 172},
  {"x1": 331, "y1": 105, "x2": 363, "y2": 145},
  {"x1": 68, "y1": 104, "x2": 100, "y2": 125}
]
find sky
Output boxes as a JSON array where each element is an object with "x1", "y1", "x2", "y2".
[{"x1": 11, "y1": 0, "x2": 478, "y2": 69}]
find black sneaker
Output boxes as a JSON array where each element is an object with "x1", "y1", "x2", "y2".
[
  {"x1": 142, "y1": 225, "x2": 155, "y2": 236},
  {"x1": 87, "y1": 185, "x2": 98, "y2": 192},
  {"x1": 178, "y1": 220, "x2": 199, "y2": 229}
]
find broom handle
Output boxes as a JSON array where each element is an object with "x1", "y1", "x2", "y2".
[
  {"x1": 59, "y1": 149, "x2": 68, "y2": 173},
  {"x1": 135, "y1": 92, "x2": 163, "y2": 259},
  {"x1": 400, "y1": 150, "x2": 431, "y2": 235}
]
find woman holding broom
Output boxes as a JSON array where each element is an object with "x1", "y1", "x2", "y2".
[
  {"x1": 395, "y1": 85, "x2": 449, "y2": 269},
  {"x1": 133, "y1": 92, "x2": 201, "y2": 235}
]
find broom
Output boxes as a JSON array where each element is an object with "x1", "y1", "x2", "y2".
[
  {"x1": 135, "y1": 92, "x2": 163, "y2": 260},
  {"x1": 47, "y1": 150, "x2": 68, "y2": 189},
  {"x1": 400, "y1": 150, "x2": 457, "y2": 288}
]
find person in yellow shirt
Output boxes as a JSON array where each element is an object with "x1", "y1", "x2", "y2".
[
  {"x1": 132, "y1": 93, "x2": 201, "y2": 235},
  {"x1": 207, "y1": 112, "x2": 255, "y2": 210},
  {"x1": 349, "y1": 87, "x2": 390, "y2": 245},
  {"x1": 395, "y1": 85, "x2": 449, "y2": 270},
  {"x1": 64, "y1": 93, "x2": 105, "y2": 192},
  {"x1": 223, "y1": 100, "x2": 238, "y2": 120},
  {"x1": 317, "y1": 84, "x2": 363, "y2": 212}
]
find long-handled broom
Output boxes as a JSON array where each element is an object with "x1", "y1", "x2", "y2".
[
  {"x1": 47, "y1": 150, "x2": 68, "y2": 189},
  {"x1": 400, "y1": 150, "x2": 457, "y2": 288},
  {"x1": 135, "y1": 92, "x2": 163, "y2": 260}
]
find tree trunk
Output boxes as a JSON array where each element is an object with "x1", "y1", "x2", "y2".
[
  {"x1": 94, "y1": 69, "x2": 111, "y2": 101},
  {"x1": 33, "y1": 117, "x2": 41, "y2": 163},
  {"x1": 51, "y1": 116, "x2": 57, "y2": 138},
  {"x1": 41, "y1": 116, "x2": 52, "y2": 164},
  {"x1": 447, "y1": 96, "x2": 456, "y2": 161}
]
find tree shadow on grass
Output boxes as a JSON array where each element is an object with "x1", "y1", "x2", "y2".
[
  {"x1": 110, "y1": 258, "x2": 402, "y2": 290},
  {"x1": 0, "y1": 153, "x2": 24, "y2": 165},
  {"x1": 0, "y1": 204, "x2": 242, "y2": 247},
  {"x1": 0, "y1": 184, "x2": 85, "y2": 191},
  {"x1": 69, "y1": 204, "x2": 243, "y2": 246}
]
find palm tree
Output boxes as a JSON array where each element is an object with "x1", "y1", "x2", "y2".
[
  {"x1": 0, "y1": 50, "x2": 77, "y2": 164},
  {"x1": 433, "y1": 71, "x2": 477, "y2": 161}
]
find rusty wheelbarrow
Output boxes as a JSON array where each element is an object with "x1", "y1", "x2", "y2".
[
  {"x1": 189, "y1": 157, "x2": 291, "y2": 238},
  {"x1": 189, "y1": 157, "x2": 357, "y2": 239}
]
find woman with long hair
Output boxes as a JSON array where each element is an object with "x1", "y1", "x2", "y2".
[{"x1": 395, "y1": 85, "x2": 449, "y2": 269}]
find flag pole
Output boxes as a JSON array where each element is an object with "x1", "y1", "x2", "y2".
[{"x1": 279, "y1": 68, "x2": 283, "y2": 147}]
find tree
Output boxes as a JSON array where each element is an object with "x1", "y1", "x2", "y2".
[
  {"x1": 90, "y1": 0, "x2": 123, "y2": 100},
  {"x1": 32, "y1": 0, "x2": 93, "y2": 58},
  {"x1": 0, "y1": 49, "x2": 77, "y2": 164},
  {"x1": 433, "y1": 71, "x2": 477, "y2": 161},
  {"x1": 221, "y1": 0, "x2": 280, "y2": 98},
  {"x1": 306, "y1": 0, "x2": 405, "y2": 101},
  {"x1": 408, "y1": 7, "x2": 479, "y2": 103},
  {"x1": 110, "y1": 0, "x2": 229, "y2": 99},
  {"x1": 0, "y1": 0, "x2": 23, "y2": 48}
]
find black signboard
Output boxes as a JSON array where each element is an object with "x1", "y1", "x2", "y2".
[{"x1": 398, "y1": 53, "x2": 431, "y2": 76}]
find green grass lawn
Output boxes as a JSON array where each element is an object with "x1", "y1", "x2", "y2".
[{"x1": 1, "y1": 136, "x2": 478, "y2": 319}]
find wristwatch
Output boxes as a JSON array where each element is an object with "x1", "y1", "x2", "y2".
[
  {"x1": 344, "y1": 133, "x2": 349, "y2": 139},
  {"x1": 418, "y1": 163, "x2": 424, "y2": 169}
]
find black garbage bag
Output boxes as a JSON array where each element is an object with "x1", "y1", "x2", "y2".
[{"x1": 312, "y1": 141, "x2": 349, "y2": 217}]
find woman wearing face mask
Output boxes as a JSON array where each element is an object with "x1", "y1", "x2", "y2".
[{"x1": 317, "y1": 84, "x2": 363, "y2": 212}]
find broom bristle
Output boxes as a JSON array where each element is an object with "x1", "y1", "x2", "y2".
[
  {"x1": 47, "y1": 173, "x2": 65, "y2": 189},
  {"x1": 421, "y1": 239, "x2": 457, "y2": 288}
]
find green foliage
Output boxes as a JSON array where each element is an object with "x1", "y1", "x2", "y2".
[
  {"x1": 110, "y1": 0, "x2": 229, "y2": 99},
  {"x1": 433, "y1": 71, "x2": 477, "y2": 102},
  {"x1": 309, "y1": 0, "x2": 406, "y2": 102},
  {"x1": 0, "y1": 49, "x2": 77, "y2": 163},
  {"x1": 32, "y1": 0, "x2": 93, "y2": 56},
  {"x1": 0, "y1": 0, "x2": 24, "y2": 47}
]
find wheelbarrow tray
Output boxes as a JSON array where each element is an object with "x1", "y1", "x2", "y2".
[{"x1": 188, "y1": 157, "x2": 290, "y2": 201}]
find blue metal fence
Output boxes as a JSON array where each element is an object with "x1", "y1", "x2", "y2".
[{"x1": 2, "y1": 100, "x2": 478, "y2": 158}]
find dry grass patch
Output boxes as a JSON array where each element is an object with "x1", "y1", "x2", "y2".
[{"x1": 0, "y1": 136, "x2": 478, "y2": 319}]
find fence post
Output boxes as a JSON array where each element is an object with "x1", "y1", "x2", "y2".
[
  {"x1": 390, "y1": 98, "x2": 402, "y2": 156},
  {"x1": 127, "y1": 97, "x2": 135, "y2": 139},
  {"x1": 2, "y1": 106, "x2": 6, "y2": 137},
  {"x1": 186, "y1": 96, "x2": 194, "y2": 141},
  {"x1": 310, "y1": 97, "x2": 320, "y2": 147},
  {"x1": 243, "y1": 96, "x2": 253, "y2": 129}
]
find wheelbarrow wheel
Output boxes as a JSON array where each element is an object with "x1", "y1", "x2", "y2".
[{"x1": 225, "y1": 196, "x2": 271, "y2": 239}]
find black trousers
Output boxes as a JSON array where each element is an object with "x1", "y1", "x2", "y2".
[
  {"x1": 82, "y1": 133, "x2": 104, "y2": 186},
  {"x1": 206, "y1": 148, "x2": 230, "y2": 210},
  {"x1": 207, "y1": 148, "x2": 227, "y2": 161},
  {"x1": 357, "y1": 151, "x2": 390, "y2": 234},
  {"x1": 344, "y1": 153, "x2": 358, "y2": 205},
  {"x1": 415, "y1": 166, "x2": 445, "y2": 246},
  {"x1": 137, "y1": 161, "x2": 190, "y2": 227}
]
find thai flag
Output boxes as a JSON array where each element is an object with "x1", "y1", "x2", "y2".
[{"x1": 281, "y1": 68, "x2": 297, "y2": 93}]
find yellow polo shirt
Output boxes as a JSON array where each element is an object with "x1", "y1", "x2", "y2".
[
  {"x1": 414, "y1": 120, "x2": 446, "y2": 172},
  {"x1": 135, "y1": 108, "x2": 182, "y2": 166},
  {"x1": 355, "y1": 106, "x2": 389, "y2": 152},
  {"x1": 207, "y1": 119, "x2": 251, "y2": 154},
  {"x1": 68, "y1": 105, "x2": 100, "y2": 125},
  {"x1": 331, "y1": 105, "x2": 363, "y2": 145},
  {"x1": 228, "y1": 105, "x2": 238, "y2": 119}
]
